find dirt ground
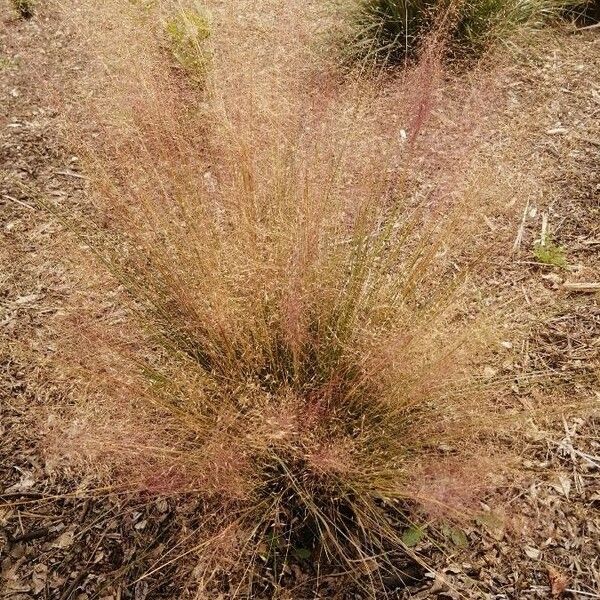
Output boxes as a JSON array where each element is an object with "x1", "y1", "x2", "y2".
[{"x1": 0, "y1": 2, "x2": 598, "y2": 599}]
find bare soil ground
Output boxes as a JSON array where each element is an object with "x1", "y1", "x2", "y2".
[{"x1": 1, "y1": 3, "x2": 598, "y2": 599}]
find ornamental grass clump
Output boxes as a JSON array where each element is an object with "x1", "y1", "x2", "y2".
[{"x1": 46, "y1": 0, "x2": 526, "y2": 594}]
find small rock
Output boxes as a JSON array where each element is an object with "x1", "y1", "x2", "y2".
[{"x1": 524, "y1": 546, "x2": 540, "y2": 560}]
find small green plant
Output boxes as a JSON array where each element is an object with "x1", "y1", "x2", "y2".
[
  {"x1": 0, "y1": 57, "x2": 17, "y2": 70},
  {"x1": 11, "y1": 0, "x2": 35, "y2": 19},
  {"x1": 129, "y1": 0, "x2": 159, "y2": 8},
  {"x1": 533, "y1": 237, "x2": 567, "y2": 268},
  {"x1": 165, "y1": 7, "x2": 212, "y2": 82}
]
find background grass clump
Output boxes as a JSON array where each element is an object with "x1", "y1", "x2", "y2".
[
  {"x1": 340, "y1": 0, "x2": 587, "y2": 63},
  {"x1": 11, "y1": 0, "x2": 35, "y2": 19},
  {"x1": 165, "y1": 6, "x2": 212, "y2": 81}
]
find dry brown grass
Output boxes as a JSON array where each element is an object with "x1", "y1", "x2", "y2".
[{"x1": 32, "y1": 0, "x2": 572, "y2": 595}]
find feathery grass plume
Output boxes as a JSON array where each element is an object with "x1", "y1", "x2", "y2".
[{"x1": 43, "y1": 0, "x2": 530, "y2": 594}]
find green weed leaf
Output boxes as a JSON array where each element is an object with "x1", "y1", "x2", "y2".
[
  {"x1": 402, "y1": 525, "x2": 424, "y2": 547},
  {"x1": 450, "y1": 527, "x2": 469, "y2": 548},
  {"x1": 293, "y1": 547, "x2": 311, "y2": 560}
]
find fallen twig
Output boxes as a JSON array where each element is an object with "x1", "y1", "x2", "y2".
[
  {"x1": 9, "y1": 526, "x2": 50, "y2": 544},
  {"x1": 55, "y1": 169, "x2": 88, "y2": 180},
  {"x1": 563, "y1": 282, "x2": 600, "y2": 293},
  {"x1": 0, "y1": 491, "x2": 46, "y2": 500},
  {"x1": 2, "y1": 194, "x2": 35, "y2": 210},
  {"x1": 59, "y1": 571, "x2": 88, "y2": 600},
  {"x1": 575, "y1": 22, "x2": 600, "y2": 31},
  {"x1": 513, "y1": 197, "x2": 530, "y2": 252}
]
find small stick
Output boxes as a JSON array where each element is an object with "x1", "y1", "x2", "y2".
[
  {"x1": 9, "y1": 526, "x2": 50, "y2": 543},
  {"x1": 513, "y1": 198, "x2": 530, "y2": 252},
  {"x1": 59, "y1": 571, "x2": 87, "y2": 600},
  {"x1": 0, "y1": 491, "x2": 46, "y2": 500},
  {"x1": 79, "y1": 499, "x2": 91, "y2": 521},
  {"x1": 563, "y1": 282, "x2": 600, "y2": 293},
  {"x1": 55, "y1": 169, "x2": 88, "y2": 180},
  {"x1": 540, "y1": 212, "x2": 548, "y2": 246},
  {"x1": 576, "y1": 22, "x2": 600, "y2": 31},
  {"x1": 565, "y1": 589, "x2": 600, "y2": 599},
  {"x1": 2, "y1": 194, "x2": 35, "y2": 211}
]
